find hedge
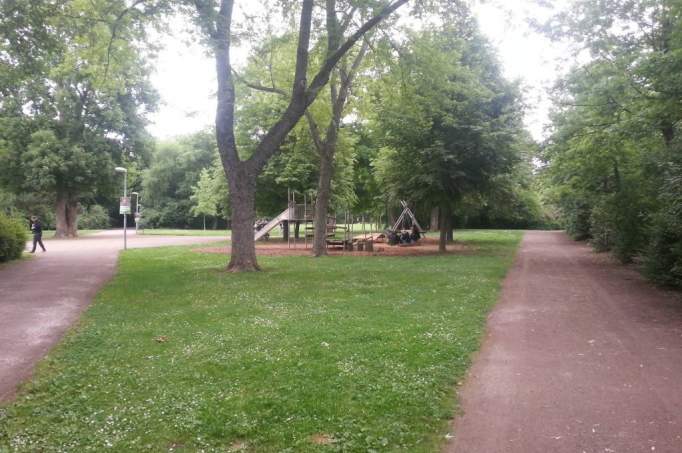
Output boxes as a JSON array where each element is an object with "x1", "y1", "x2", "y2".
[{"x1": 0, "y1": 214, "x2": 28, "y2": 262}]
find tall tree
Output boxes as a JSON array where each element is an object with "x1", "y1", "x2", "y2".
[
  {"x1": 189, "y1": 0, "x2": 410, "y2": 271},
  {"x1": 373, "y1": 27, "x2": 523, "y2": 251},
  {"x1": 0, "y1": 0, "x2": 159, "y2": 237},
  {"x1": 306, "y1": 2, "x2": 370, "y2": 256}
]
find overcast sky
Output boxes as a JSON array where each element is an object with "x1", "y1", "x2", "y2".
[{"x1": 147, "y1": 0, "x2": 571, "y2": 142}]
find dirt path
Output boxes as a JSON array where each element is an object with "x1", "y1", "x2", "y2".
[
  {"x1": 446, "y1": 231, "x2": 682, "y2": 453},
  {"x1": 0, "y1": 230, "x2": 226, "y2": 402}
]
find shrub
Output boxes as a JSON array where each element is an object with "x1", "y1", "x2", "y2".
[
  {"x1": 563, "y1": 201, "x2": 592, "y2": 240},
  {"x1": 78, "y1": 204, "x2": 110, "y2": 230},
  {"x1": 644, "y1": 211, "x2": 682, "y2": 288},
  {"x1": 644, "y1": 165, "x2": 682, "y2": 287},
  {"x1": 0, "y1": 214, "x2": 28, "y2": 262},
  {"x1": 589, "y1": 200, "x2": 614, "y2": 253}
]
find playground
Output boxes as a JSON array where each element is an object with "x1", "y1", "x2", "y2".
[
  {"x1": 249, "y1": 192, "x2": 431, "y2": 255},
  {"x1": 196, "y1": 237, "x2": 473, "y2": 257}
]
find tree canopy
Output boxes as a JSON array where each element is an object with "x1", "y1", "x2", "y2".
[
  {"x1": 539, "y1": 0, "x2": 682, "y2": 285},
  {"x1": 373, "y1": 27, "x2": 525, "y2": 250},
  {"x1": 0, "y1": 0, "x2": 159, "y2": 237}
]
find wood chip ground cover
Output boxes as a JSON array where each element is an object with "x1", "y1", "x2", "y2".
[{"x1": 0, "y1": 230, "x2": 522, "y2": 452}]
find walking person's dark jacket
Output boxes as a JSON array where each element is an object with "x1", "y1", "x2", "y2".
[
  {"x1": 30, "y1": 219, "x2": 43, "y2": 235},
  {"x1": 29, "y1": 218, "x2": 46, "y2": 252}
]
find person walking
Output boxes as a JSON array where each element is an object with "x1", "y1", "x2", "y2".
[{"x1": 29, "y1": 216, "x2": 46, "y2": 253}]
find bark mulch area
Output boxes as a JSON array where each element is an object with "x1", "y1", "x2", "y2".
[{"x1": 193, "y1": 237, "x2": 475, "y2": 257}]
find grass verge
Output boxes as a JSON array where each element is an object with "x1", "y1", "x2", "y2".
[
  {"x1": 139, "y1": 228, "x2": 232, "y2": 237},
  {"x1": 41, "y1": 229, "x2": 102, "y2": 239},
  {"x1": 0, "y1": 230, "x2": 522, "y2": 452}
]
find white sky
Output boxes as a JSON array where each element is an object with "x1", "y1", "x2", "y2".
[{"x1": 147, "y1": 0, "x2": 571, "y2": 142}]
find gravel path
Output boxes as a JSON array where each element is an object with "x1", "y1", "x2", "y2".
[
  {"x1": 0, "y1": 230, "x2": 226, "y2": 402},
  {"x1": 446, "y1": 231, "x2": 682, "y2": 453}
]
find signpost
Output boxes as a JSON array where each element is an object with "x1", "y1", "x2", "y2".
[
  {"x1": 119, "y1": 196, "x2": 131, "y2": 215},
  {"x1": 115, "y1": 167, "x2": 128, "y2": 250}
]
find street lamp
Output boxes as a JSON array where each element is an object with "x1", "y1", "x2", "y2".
[
  {"x1": 131, "y1": 191, "x2": 140, "y2": 234},
  {"x1": 115, "y1": 167, "x2": 128, "y2": 250}
]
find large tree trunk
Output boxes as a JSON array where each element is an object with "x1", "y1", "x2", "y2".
[
  {"x1": 226, "y1": 170, "x2": 259, "y2": 272},
  {"x1": 54, "y1": 194, "x2": 78, "y2": 238},
  {"x1": 313, "y1": 146, "x2": 335, "y2": 256}
]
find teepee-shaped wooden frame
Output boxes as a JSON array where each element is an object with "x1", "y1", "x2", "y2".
[{"x1": 392, "y1": 200, "x2": 424, "y2": 232}]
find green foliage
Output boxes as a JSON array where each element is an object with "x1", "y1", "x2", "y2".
[
  {"x1": 0, "y1": 214, "x2": 28, "y2": 262},
  {"x1": 78, "y1": 205, "x2": 110, "y2": 230},
  {"x1": 645, "y1": 211, "x2": 682, "y2": 287},
  {"x1": 142, "y1": 130, "x2": 218, "y2": 228},
  {"x1": 644, "y1": 163, "x2": 682, "y2": 286},
  {"x1": 540, "y1": 0, "x2": 682, "y2": 276},
  {"x1": 0, "y1": 230, "x2": 522, "y2": 451},
  {"x1": 0, "y1": 0, "x2": 158, "y2": 232},
  {"x1": 372, "y1": 26, "x2": 524, "y2": 219}
]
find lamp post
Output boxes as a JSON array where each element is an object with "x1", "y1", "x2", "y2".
[
  {"x1": 131, "y1": 191, "x2": 139, "y2": 234},
  {"x1": 115, "y1": 167, "x2": 128, "y2": 250}
]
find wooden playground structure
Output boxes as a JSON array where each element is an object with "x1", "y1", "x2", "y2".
[{"x1": 253, "y1": 190, "x2": 425, "y2": 252}]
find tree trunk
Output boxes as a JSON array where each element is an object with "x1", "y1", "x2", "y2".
[
  {"x1": 205, "y1": 0, "x2": 408, "y2": 271},
  {"x1": 294, "y1": 221, "x2": 300, "y2": 239},
  {"x1": 430, "y1": 207, "x2": 439, "y2": 232},
  {"x1": 313, "y1": 146, "x2": 335, "y2": 256},
  {"x1": 54, "y1": 194, "x2": 78, "y2": 238},
  {"x1": 283, "y1": 220, "x2": 289, "y2": 241},
  {"x1": 438, "y1": 204, "x2": 450, "y2": 253},
  {"x1": 226, "y1": 171, "x2": 259, "y2": 272}
]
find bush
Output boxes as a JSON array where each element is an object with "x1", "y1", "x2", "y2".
[
  {"x1": 589, "y1": 201, "x2": 614, "y2": 253},
  {"x1": 0, "y1": 214, "x2": 28, "y2": 262},
  {"x1": 644, "y1": 211, "x2": 682, "y2": 288},
  {"x1": 78, "y1": 204, "x2": 110, "y2": 230},
  {"x1": 563, "y1": 201, "x2": 592, "y2": 240}
]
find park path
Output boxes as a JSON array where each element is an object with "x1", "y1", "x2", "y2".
[
  {"x1": 0, "y1": 230, "x2": 226, "y2": 402},
  {"x1": 446, "y1": 231, "x2": 682, "y2": 453}
]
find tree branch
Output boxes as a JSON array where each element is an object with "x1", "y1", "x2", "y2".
[
  {"x1": 103, "y1": 0, "x2": 147, "y2": 80},
  {"x1": 306, "y1": 0, "x2": 409, "y2": 102},
  {"x1": 246, "y1": 0, "x2": 315, "y2": 172},
  {"x1": 232, "y1": 69, "x2": 287, "y2": 96},
  {"x1": 305, "y1": 110, "x2": 324, "y2": 152},
  {"x1": 247, "y1": 0, "x2": 407, "y2": 173}
]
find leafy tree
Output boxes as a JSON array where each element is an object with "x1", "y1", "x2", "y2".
[
  {"x1": 142, "y1": 130, "x2": 218, "y2": 228},
  {"x1": 188, "y1": 0, "x2": 411, "y2": 271},
  {"x1": 0, "y1": 0, "x2": 158, "y2": 237},
  {"x1": 190, "y1": 165, "x2": 228, "y2": 230},
  {"x1": 231, "y1": 33, "x2": 357, "y2": 219},
  {"x1": 373, "y1": 27, "x2": 524, "y2": 251}
]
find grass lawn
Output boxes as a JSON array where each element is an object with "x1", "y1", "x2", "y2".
[
  {"x1": 140, "y1": 228, "x2": 232, "y2": 237},
  {"x1": 0, "y1": 230, "x2": 522, "y2": 452},
  {"x1": 41, "y1": 229, "x2": 102, "y2": 239}
]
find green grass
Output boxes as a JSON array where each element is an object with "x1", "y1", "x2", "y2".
[
  {"x1": 41, "y1": 229, "x2": 102, "y2": 239},
  {"x1": 140, "y1": 228, "x2": 231, "y2": 237},
  {"x1": 0, "y1": 230, "x2": 523, "y2": 452}
]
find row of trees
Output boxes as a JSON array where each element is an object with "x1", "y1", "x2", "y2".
[
  {"x1": 1, "y1": 0, "x2": 545, "y2": 271},
  {"x1": 539, "y1": 0, "x2": 682, "y2": 286}
]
